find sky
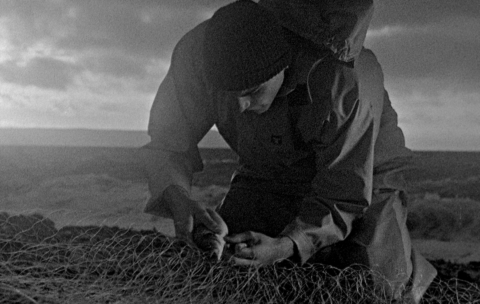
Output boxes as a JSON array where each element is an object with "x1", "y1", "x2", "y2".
[{"x1": 0, "y1": 0, "x2": 479, "y2": 151}]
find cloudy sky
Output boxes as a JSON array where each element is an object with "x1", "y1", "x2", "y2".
[{"x1": 0, "y1": 0, "x2": 479, "y2": 151}]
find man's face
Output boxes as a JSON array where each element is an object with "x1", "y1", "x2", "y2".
[{"x1": 237, "y1": 69, "x2": 285, "y2": 114}]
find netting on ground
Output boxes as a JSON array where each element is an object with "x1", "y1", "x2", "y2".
[{"x1": 1, "y1": 212, "x2": 479, "y2": 304}]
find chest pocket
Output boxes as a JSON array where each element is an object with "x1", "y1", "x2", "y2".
[
  {"x1": 255, "y1": 98, "x2": 296, "y2": 158},
  {"x1": 255, "y1": 85, "x2": 312, "y2": 156},
  {"x1": 236, "y1": 96, "x2": 310, "y2": 171}
]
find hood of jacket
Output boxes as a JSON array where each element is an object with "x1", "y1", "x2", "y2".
[{"x1": 258, "y1": 0, "x2": 374, "y2": 62}]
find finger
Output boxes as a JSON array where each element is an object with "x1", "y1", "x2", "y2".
[
  {"x1": 197, "y1": 236, "x2": 225, "y2": 261},
  {"x1": 196, "y1": 208, "x2": 223, "y2": 235},
  {"x1": 231, "y1": 256, "x2": 260, "y2": 267},
  {"x1": 192, "y1": 225, "x2": 226, "y2": 259},
  {"x1": 211, "y1": 243, "x2": 226, "y2": 261},
  {"x1": 235, "y1": 246, "x2": 255, "y2": 259},
  {"x1": 206, "y1": 208, "x2": 228, "y2": 236},
  {"x1": 235, "y1": 242, "x2": 248, "y2": 252},
  {"x1": 225, "y1": 231, "x2": 256, "y2": 244}
]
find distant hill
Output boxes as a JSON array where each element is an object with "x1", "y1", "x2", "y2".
[{"x1": 0, "y1": 128, "x2": 229, "y2": 148}]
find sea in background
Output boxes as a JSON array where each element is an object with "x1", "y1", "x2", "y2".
[{"x1": 1, "y1": 129, "x2": 480, "y2": 263}]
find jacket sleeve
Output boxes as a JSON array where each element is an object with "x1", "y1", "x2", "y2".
[
  {"x1": 142, "y1": 27, "x2": 216, "y2": 218},
  {"x1": 280, "y1": 52, "x2": 384, "y2": 264}
]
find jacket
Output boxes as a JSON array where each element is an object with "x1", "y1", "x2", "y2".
[{"x1": 142, "y1": 0, "x2": 413, "y2": 264}]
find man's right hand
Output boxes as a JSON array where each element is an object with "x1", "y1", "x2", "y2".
[{"x1": 162, "y1": 185, "x2": 227, "y2": 242}]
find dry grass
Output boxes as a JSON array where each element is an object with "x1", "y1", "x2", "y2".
[{"x1": 0, "y1": 212, "x2": 479, "y2": 304}]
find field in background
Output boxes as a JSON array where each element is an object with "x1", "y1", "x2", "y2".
[
  {"x1": 2, "y1": 146, "x2": 480, "y2": 223},
  {"x1": 404, "y1": 151, "x2": 480, "y2": 201},
  {"x1": 2, "y1": 146, "x2": 480, "y2": 244},
  {"x1": 1, "y1": 147, "x2": 480, "y2": 210}
]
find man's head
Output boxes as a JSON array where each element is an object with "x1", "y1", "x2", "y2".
[{"x1": 203, "y1": 0, "x2": 291, "y2": 113}]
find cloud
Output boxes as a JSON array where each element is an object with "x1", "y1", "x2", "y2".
[
  {"x1": 0, "y1": 57, "x2": 79, "y2": 90},
  {"x1": 364, "y1": 1, "x2": 480, "y2": 149},
  {"x1": 0, "y1": 0, "x2": 478, "y2": 151},
  {"x1": 0, "y1": 0, "x2": 222, "y2": 86},
  {"x1": 49, "y1": 0, "x2": 221, "y2": 60},
  {"x1": 80, "y1": 52, "x2": 148, "y2": 79},
  {"x1": 368, "y1": 25, "x2": 479, "y2": 81},
  {"x1": 371, "y1": 0, "x2": 480, "y2": 28},
  {"x1": 367, "y1": 1, "x2": 480, "y2": 92},
  {"x1": 0, "y1": 0, "x2": 196, "y2": 129},
  {"x1": 385, "y1": 78, "x2": 480, "y2": 151}
]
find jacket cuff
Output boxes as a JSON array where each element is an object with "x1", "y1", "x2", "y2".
[
  {"x1": 140, "y1": 147, "x2": 193, "y2": 218},
  {"x1": 280, "y1": 222, "x2": 316, "y2": 265}
]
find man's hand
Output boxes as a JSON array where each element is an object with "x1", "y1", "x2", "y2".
[
  {"x1": 163, "y1": 185, "x2": 227, "y2": 240},
  {"x1": 192, "y1": 222, "x2": 227, "y2": 261},
  {"x1": 163, "y1": 186, "x2": 228, "y2": 260},
  {"x1": 225, "y1": 231, "x2": 294, "y2": 266}
]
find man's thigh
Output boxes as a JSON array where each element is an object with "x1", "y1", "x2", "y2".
[{"x1": 218, "y1": 185, "x2": 301, "y2": 237}]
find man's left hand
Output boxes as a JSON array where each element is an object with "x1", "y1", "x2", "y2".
[{"x1": 224, "y1": 231, "x2": 294, "y2": 266}]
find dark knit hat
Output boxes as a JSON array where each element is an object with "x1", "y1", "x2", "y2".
[{"x1": 203, "y1": 0, "x2": 291, "y2": 91}]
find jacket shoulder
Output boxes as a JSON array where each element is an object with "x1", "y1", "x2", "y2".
[
  {"x1": 356, "y1": 48, "x2": 383, "y2": 78},
  {"x1": 355, "y1": 48, "x2": 385, "y2": 111},
  {"x1": 171, "y1": 21, "x2": 208, "y2": 70},
  {"x1": 307, "y1": 56, "x2": 359, "y2": 117}
]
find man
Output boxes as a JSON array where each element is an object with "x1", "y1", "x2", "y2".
[{"x1": 142, "y1": 0, "x2": 436, "y2": 302}]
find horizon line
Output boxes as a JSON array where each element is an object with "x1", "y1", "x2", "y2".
[{"x1": 0, "y1": 128, "x2": 478, "y2": 152}]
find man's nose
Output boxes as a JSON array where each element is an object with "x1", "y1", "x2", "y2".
[{"x1": 238, "y1": 96, "x2": 251, "y2": 113}]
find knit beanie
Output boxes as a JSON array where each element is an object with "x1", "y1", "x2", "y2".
[{"x1": 203, "y1": 0, "x2": 291, "y2": 91}]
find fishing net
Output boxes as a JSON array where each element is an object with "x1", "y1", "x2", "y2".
[{"x1": 0, "y1": 212, "x2": 478, "y2": 304}]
